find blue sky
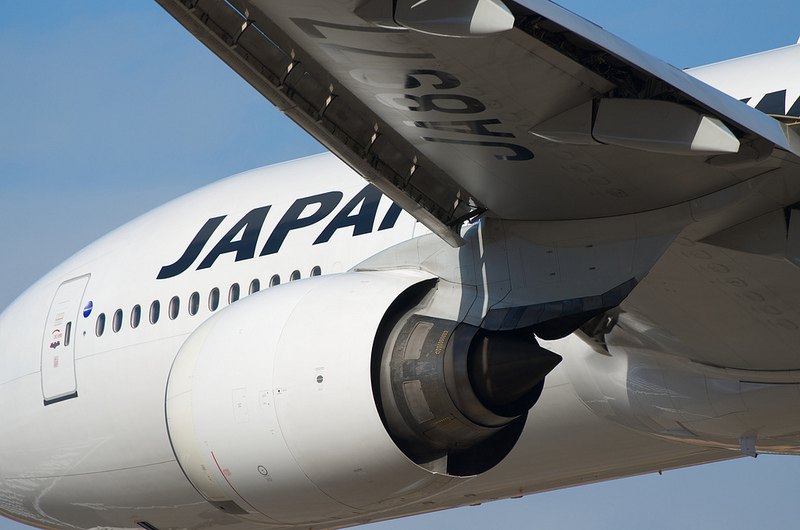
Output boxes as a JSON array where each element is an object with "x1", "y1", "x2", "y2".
[{"x1": 2, "y1": 1, "x2": 800, "y2": 529}]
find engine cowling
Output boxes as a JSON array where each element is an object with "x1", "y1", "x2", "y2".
[{"x1": 165, "y1": 270, "x2": 560, "y2": 526}]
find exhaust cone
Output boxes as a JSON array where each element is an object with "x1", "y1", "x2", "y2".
[{"x1": 468, "y1": 330, "x2": 562, "y2": 417}]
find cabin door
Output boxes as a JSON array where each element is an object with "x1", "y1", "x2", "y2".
[{"x1": 41, "y1": 274, "x2": 90, "y2": 405}]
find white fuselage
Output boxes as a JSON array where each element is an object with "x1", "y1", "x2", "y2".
[{"x1": 0, "y1": 154, "x2": 744, "y2": 530}]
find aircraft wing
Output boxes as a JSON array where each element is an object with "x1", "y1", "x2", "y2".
[
  {"x1": 157, "y1": 0, "x2": 800, "y2": 371},
  {"x1": 157, "y1": 0, "x2": 800, "y2": 247}
]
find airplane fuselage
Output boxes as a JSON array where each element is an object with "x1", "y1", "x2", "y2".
[{"x1": 0, "y1": 154, "x2": 772, "y2": 530}]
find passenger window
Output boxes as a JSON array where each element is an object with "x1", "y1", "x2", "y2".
[
  {"x1": 249, "y1": 279, "x2": 260, "y2": 295},
  {"x1": 112, "y1": 309, "x2": 123, "y2": 333},
  {"x1": 188, "y1": 292, "x2": 200, "y2": 316},
  {"x1": 229, "y1": 283, "x2": 240, "y2": 304},
  {"x1": 290, "y1": 270, "x2": 301, "y2": 282},
  {"x1": 209, "y1": 288, "x2": 220, "y2": 311},
  {"x1": 310, "y1": 266, "x2": 321, "y2": 277},
  {"x1": 169, "y1": 296, "x2": 180, "y2": 320},
  {"x1": 131, "y1": 304, "x2": 141, "y2": 328},
  {"x1": 64, "y1": 322, "x2": 72, "y2": 346},
  {"x1": 150, "y1": 300, "x2": 160, "y2": 324},
  {"x1": 269, "y1": 274, "x2": 280, "y2": 287},
  {"x1": 96, "y1": 313, "x2": 106, "y2": 337}
]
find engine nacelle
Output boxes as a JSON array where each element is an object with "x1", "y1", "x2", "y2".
[{"x1": 165, "y1": 270, "x2": 560, "y2": 526}]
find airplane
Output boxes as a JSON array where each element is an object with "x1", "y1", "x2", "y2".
[{"x1": 3, "y1": 2, "x2": 800, "y2": 530}]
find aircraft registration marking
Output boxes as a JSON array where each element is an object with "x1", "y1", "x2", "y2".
[{"x1": 291, "y1": 18, "x2": 535, "y2": 163}]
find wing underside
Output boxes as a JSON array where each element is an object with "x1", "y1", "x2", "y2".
[
  {"x1": 157, "y1": 0, "x2": 800, "y2": 246},
  {"x1": 158, "y1": 0, "x2": 800, "y2": 370}
]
